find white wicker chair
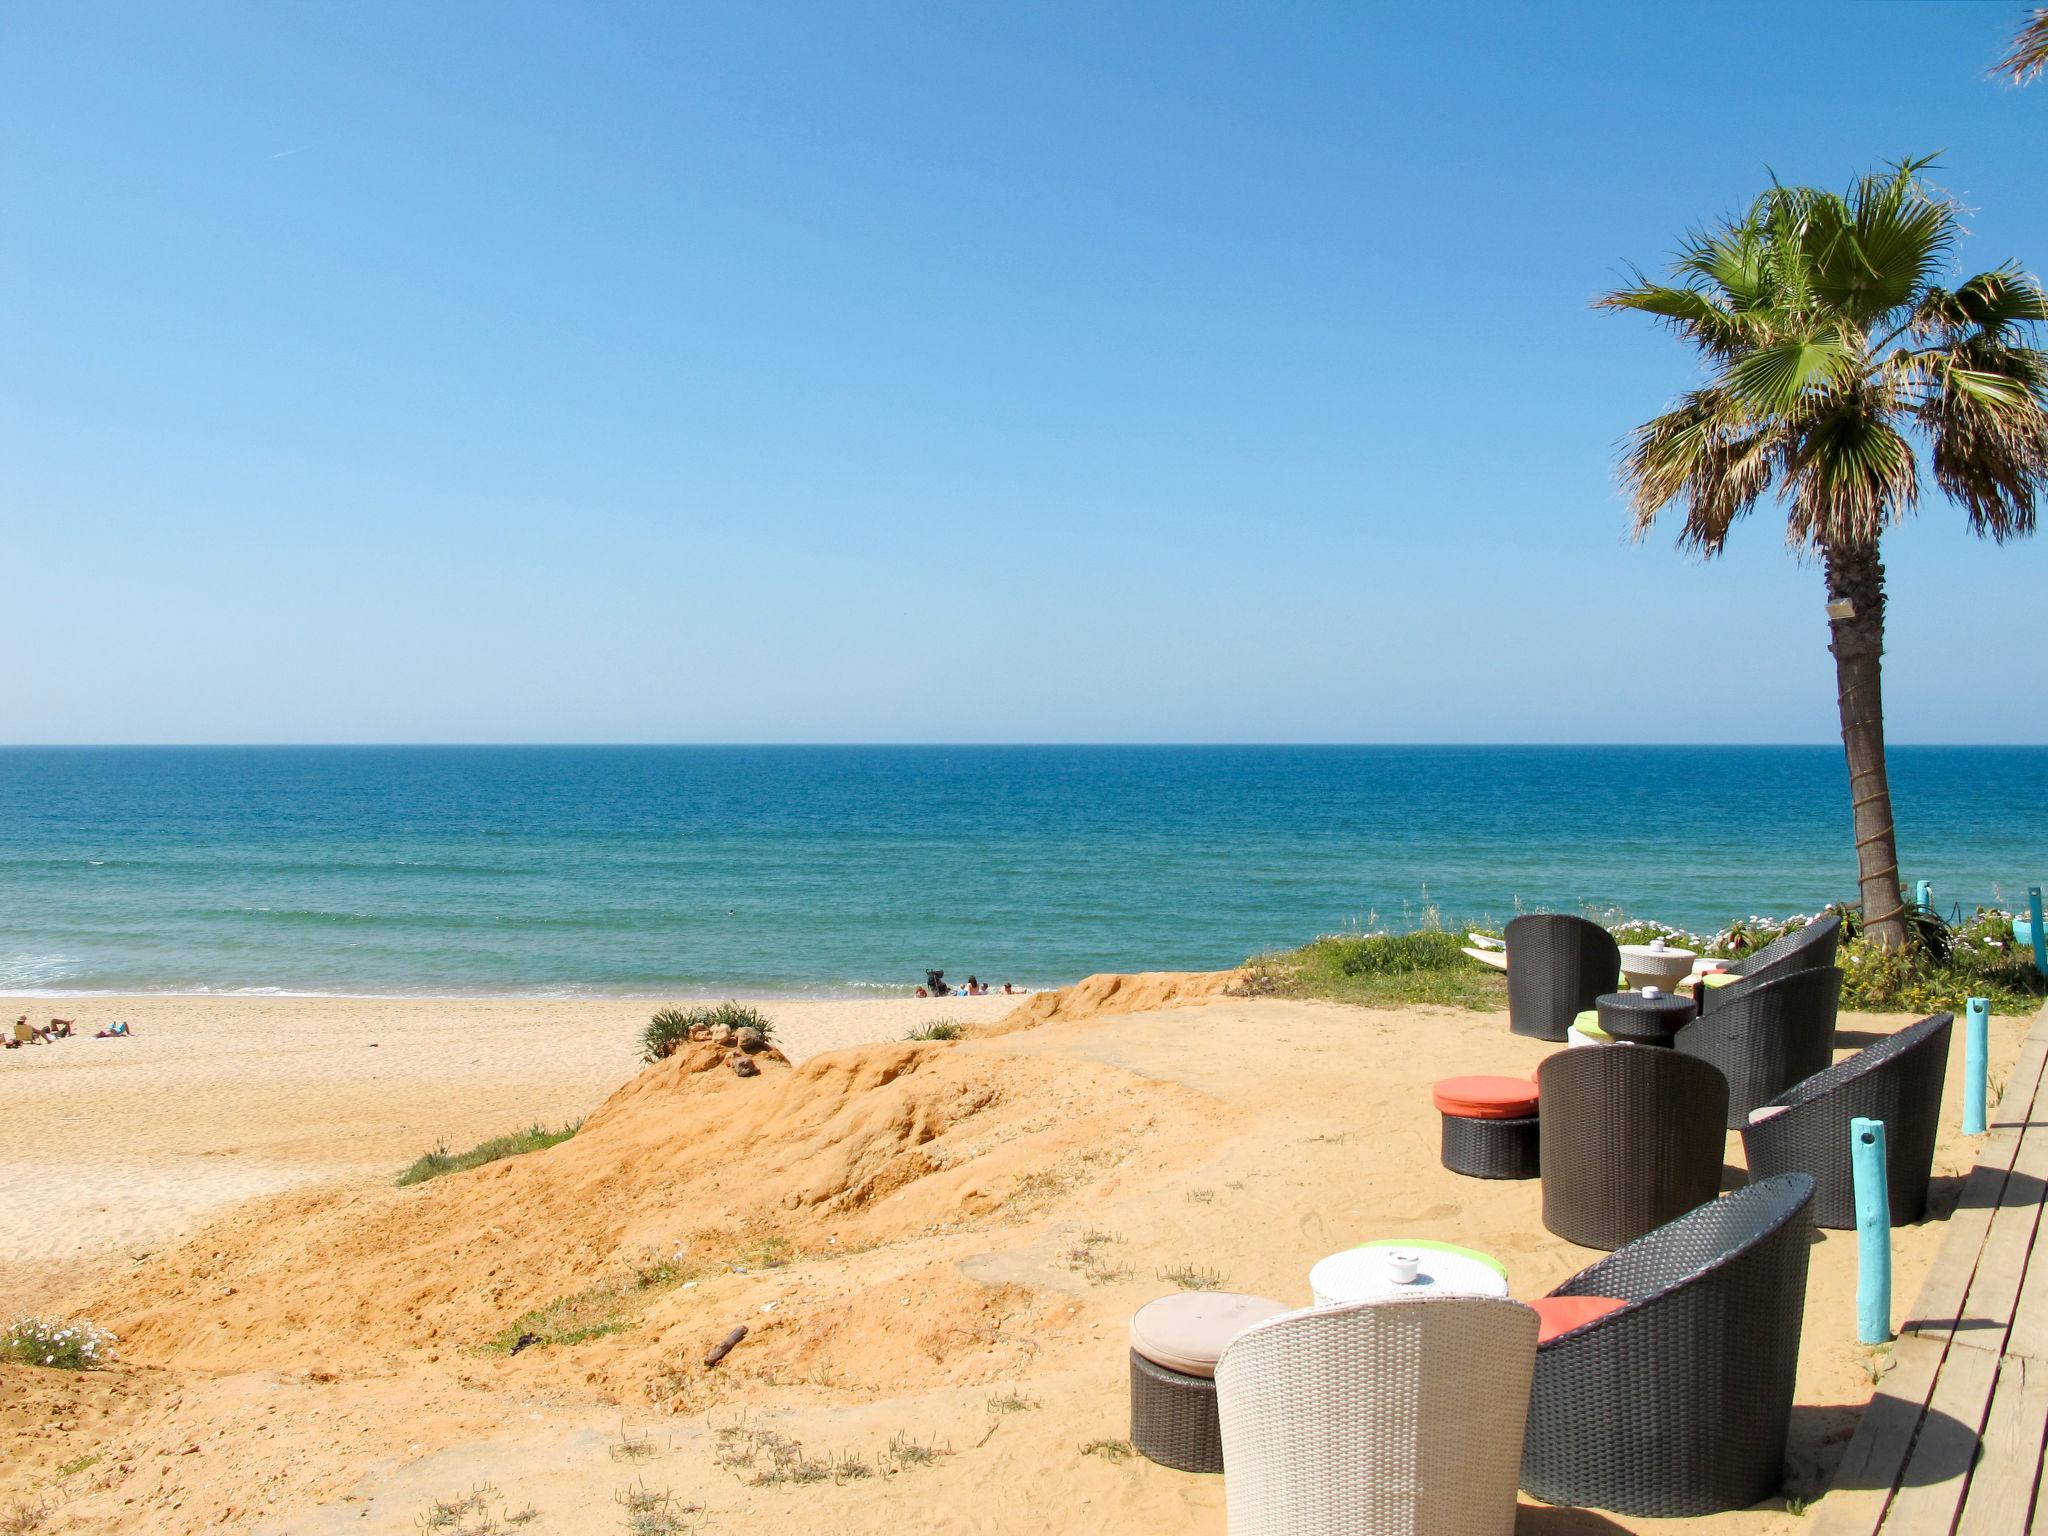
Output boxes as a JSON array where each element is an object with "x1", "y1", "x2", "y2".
[{"x1": 1215, "y1": 1296, "x2": 1538, "y2": 1535}]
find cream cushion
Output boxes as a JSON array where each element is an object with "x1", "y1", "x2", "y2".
[{"x1": 1130, "y1": 1292, "x2": 1292, "y2": 1379}]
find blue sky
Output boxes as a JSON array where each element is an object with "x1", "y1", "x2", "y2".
[{"x1": 3, "y1": 1, "x2": 2043, "y2": 744}]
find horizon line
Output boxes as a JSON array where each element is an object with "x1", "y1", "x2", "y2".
[{"x1": 2, "y1": 741, "x2": 2045, "y2": 752}]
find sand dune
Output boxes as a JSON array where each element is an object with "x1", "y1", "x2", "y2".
[{"x1": 0, "y1": 991, "x2": 1018, "y2": 1304}]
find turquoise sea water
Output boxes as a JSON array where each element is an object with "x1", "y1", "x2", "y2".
[{"x1": 0, "y1": 746, "x2": 2042, "y2": 997}]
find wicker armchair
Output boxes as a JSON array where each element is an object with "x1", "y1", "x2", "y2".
[
  {"x1": 1697, "y1": 913, "x2": 1841, "y2": 1015},
  {"x1": 1538, "y1": 1044, "x2": 1729, "y2": 1251},
  {"x1": 1742, "y1": 1011, "x2": 1952, "y2": 1229},
  {"x1": 1506, "y1": 914, "x2": 1621, "y2": 1042},
  {"x1": 1522, "y1": 1173, "x2": 1816, "y2": 1517},
  {"x1": 1674, "y1": 965, "x2": 1842, "y2": 1128},
  {"x1": 1217, "y1": 1296, "x2": 1538, "y2": 1536}
]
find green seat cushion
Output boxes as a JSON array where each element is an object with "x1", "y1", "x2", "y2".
[{"x1": 1571, "y1": 1010, "x2": 1612, "y2": 1040}]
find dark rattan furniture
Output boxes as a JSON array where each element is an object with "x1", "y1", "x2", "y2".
[
  {"x1": 1696, "y1": 913, "x2": 1842, "y2": 1015},
  {"x1": 1675, "y1": 965, "x2": 1842, "y2": 1128},
  {"x1": 1442, "y1": 1113, "x2": 1540, "y2": 1179},
  {"x1": 1522, "y1": 1173, "x2": 1816, "y2": 1517},
  {"x1": 1507, "y1": 914, "x2": 1621, "y2": 1042},
  {"x1": 1596, "y1": 990, "x2": 1694, "y2": 1047},
  {"x1": 1130, "y1": 1351, "x2": 1223, "y2": 1471},
  {"x1": 1742, "y1": 1011, "x2": 1953, "y2": 1229},
  {"x1": 1537, "y1": 1045, "x2": 1728, "y2": 1251},
  {"x1": 1434, "y1": 1074, "x2": 1541, "y2": 1180},
  {"x1": 1128, "y1": 1291, "x2": 1289, "y2": 1472}
]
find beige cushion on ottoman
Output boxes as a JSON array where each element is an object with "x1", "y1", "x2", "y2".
[{"x1": 1129, "y1": 1292, "x2": 1292, "y2": 1380}]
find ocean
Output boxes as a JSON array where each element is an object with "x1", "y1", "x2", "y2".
[{"x1": 0, "y1": 745, "x2": 2042, "y2": 997}]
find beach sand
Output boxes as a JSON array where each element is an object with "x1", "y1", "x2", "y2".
[
  {"x1": 0, "y1": 983, "x2": 2027, "y2": 1535},
  {"x1": 0, "y1": 991, "x2": 1020, "y2": 1306}
]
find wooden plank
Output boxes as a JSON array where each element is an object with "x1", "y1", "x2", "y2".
[
  {"x1": 1959, "y1": 1354, "x2": 2048, "y2": 1535},
  {"x1": 1905, "y1": 1020, "x2": 2048, "y2": 1347},
  {"x1": 1814, "y1": 1330, "x2": 1952, "y2": 1536},
  {"x1": 1879, "y1": 1341, "x2": 1998, "y2": 1534},
  {"x1": 2004, "y1": 1126, "x2": 2048, "y2": 1366},
  {"x1": 1946, "y1": 1096, "x2": 2048, "y2": 1357}
]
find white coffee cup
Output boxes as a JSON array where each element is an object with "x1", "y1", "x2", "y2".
[{"x1": 1385, "y1": 1250, "x2": 1421, "y2": 1285}]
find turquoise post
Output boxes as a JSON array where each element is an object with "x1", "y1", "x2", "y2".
[
  {"x1": 1852, "y1": 1116, "x2": 1892, "y2": 1345},
  {"x1": 2031, "y1": 886, "x2": 2046, "y2": 975},
  {"x1": 1965, "y1": 998, "x2": 1990, "y2": 1136},
  {"x1": 1914, "y1": 879, "x2": 1932, "y2": 913}
]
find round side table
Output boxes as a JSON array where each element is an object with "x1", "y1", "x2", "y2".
[
  {"x1": 1595, "y1": 990, "x2": 1696, "y2": 1048},
  {"x1": 1309, "y1": 1242, "x2": 1509, "y2": 1306}
]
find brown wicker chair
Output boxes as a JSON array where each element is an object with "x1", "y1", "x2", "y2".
[
  {"x1": 1674, "y1": 965, "x2": 1842, "y2": 1128},
  {"x1": 1538, "y1": 1044, "x2": 1729, "y2": 1251},
  {"x1": 1506, "y1": 914, "x2": 1621, "y2": 1042},
  {"x1": 1696, "y1": 913, "x2": 1841, "y2": 1015}
]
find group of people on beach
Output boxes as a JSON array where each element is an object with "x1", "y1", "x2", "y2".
[
  {"x1": 916, "y1": 970, "x2": 1016, "y2": 999},
  {"x1": 6, "y1": 1015, "x2": 133, "y2": 1048}
]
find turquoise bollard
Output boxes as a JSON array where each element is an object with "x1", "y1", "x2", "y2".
[
  {"x1": 2031, "y1": 886, "x2": 2046, "y2": 975},
  {"x1": 1852, "y1": 1116, "x2": 1892, "y2": 1345},
  {"x1": 1914, "y1": 879, "x2": 1932, "y2": 913},
  {"x1": 1965, "y1": 998, "x2": 1990, "y2": 1136}
]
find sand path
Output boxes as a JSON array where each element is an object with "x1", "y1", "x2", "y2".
[{"x1": 0, "y1": 992, "x2": 1017, "y2": 1306}]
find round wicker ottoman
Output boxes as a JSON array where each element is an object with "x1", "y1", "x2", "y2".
[
  {"x1": 1128, "y1": 1291, "x2": 1290, "y2": 1472},
  {"x1": 1432, "y1": 1075, "x2": 1541, "y2": 1179}
]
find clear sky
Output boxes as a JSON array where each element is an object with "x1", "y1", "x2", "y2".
[{"x1": 3, "y1": 1, "x2": 2043, "y2": 745}]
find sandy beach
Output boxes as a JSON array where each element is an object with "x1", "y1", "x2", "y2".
[
  {"x1": 0, "y1": 979, "x2": 2028, "y2": 1535},
  {"x1": 0, "y1": 992, "x2": 1020, "y2": 1306}
]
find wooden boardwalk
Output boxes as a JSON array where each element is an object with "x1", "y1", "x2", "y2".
[{"x1": 1818, "y1": 1002, "x2": 2048, "y2": 1534}]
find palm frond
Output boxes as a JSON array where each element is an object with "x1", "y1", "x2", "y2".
[
  {"x1": 1721, "y1": 333, "x2": 1860, "y2": 413},
  {"x1": 1922, "y1": 342, "x2": 2048, "y2": 538},
  {"x1": 1619, "y1": 389, "x2": 1784, "y2": 554},
  {"x1": 1997, "y1": 8, "x2": 2048, "y2": 83},
  {"x1": 1784, "y1": 408, "x2": 1919, "y2": 549}
]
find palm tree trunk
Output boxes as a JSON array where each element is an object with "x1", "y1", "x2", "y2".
[{"x1": 1823, "y1": 540, "x2": 1908, "y2": 948}]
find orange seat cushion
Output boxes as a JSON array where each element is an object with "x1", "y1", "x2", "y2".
[
  {"x1": 1531, "y1": 1295, "x2": 1627, "y2": 1343},
  {"x1": 1432, "y1": 1075, "x2": 1540, "y2": 1119}
]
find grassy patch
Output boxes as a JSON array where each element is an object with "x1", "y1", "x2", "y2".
[
  {"x1": 419, "y1": 1484, "x2": 538, "y2": 1534},
  {"x1": 986, "y1": 1392, "x2": 1039, "y2": 1415},
  {"x1": 484, "y1": 1283, "x2": 636, "y2": 1354},
  {"x1": 643, "y1": 1002, "x2": 775, "y2": 1063},
  {"x1": 396, "y1": 1122, "x2": 580, "y2": 1187},
  {"x1": 1159, "y1": 1264, "x2": 1227, "y2": 1291},
  {"x1": 1080, "y1": 1438, "x2": 1135, "y2": 1462},
  {"x1": 904, "y1": 1017, "x2": 968, "y2": 1042},
  {"x1": 732, "y1": 1235, "x2": 793, "y2": 1271},
  {"x1": 711, "y1": 1420, "x2": 949, "y2": 1486},
  {"x1": 616, "y1": 1485, "x2": 698, "y2": 1535},
  {"x1": 1059, "y1": 1230, "x2": 1132, "y2": 1286},
  {"x1": 54, "y1": 1454, "x2": 99, "y2": 1480},
  {"x1": 1243, "y1": 923, "x2": 1507, "y2": 1010},
  {"x1": 2, "y1": 1317, "x2": 116, "y2": 1369}
]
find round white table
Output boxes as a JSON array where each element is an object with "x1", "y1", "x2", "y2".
[
  {"x1": 1618, "y1": 942, "x2": 1697, "y2": 989},
  {"x1": 1309, "y1": 1242, "x2": 1510, "y2": 1307}
]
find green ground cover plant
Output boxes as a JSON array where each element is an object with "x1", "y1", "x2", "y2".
[
  {"x1": 2, "y1": 1317, "x2": 116, "y2": 1370},
  {"x1": 1248, "y1": 900, "x2": 2043, "y2": 1016},
  {"x1": 642, "y1": 1003, "x2": 775, "y2": 1063},
  {"x1": 395, "y1": 1122, "x2": 580, "y2": 1187}
]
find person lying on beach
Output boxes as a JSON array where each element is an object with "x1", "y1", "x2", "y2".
[
  {"x1": 94, "y1": 1021, "x2": 134, "y2": 1038},
  {"x1": 48, "y1": 1019, "x2": 75, "y2": 1038}
]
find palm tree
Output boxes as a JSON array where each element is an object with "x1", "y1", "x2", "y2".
[
  {"x1": 1998, "y1": 9, "x2": 2048, "y2": 83},
  {"x1": 1599, "y1": 160, "x2": 2048, "y2": 947}
]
